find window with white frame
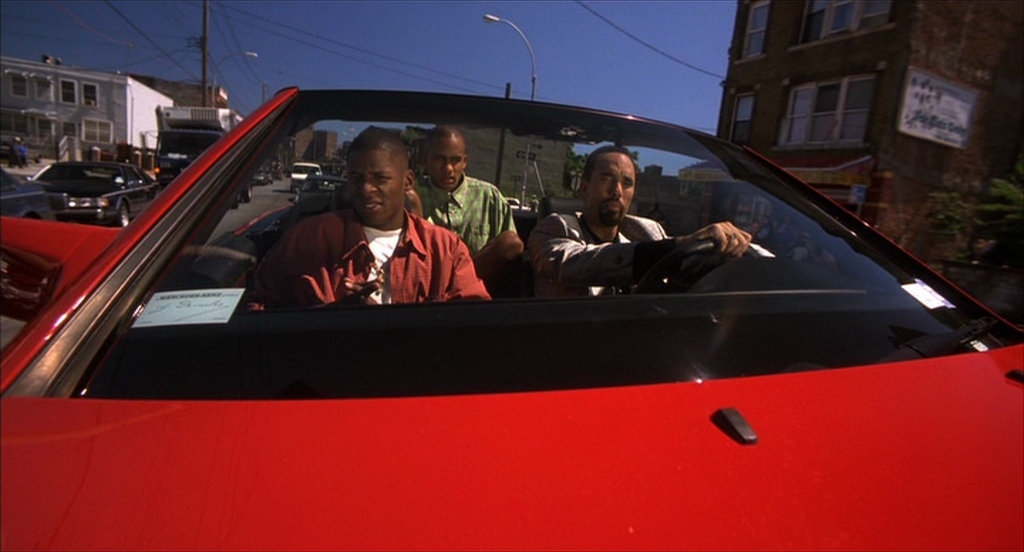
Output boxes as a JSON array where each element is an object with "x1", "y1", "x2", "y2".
[
  {"x1": 779, "y1": 76, "x2": 875, "y2": 146},
  {"x1": 35, "y1": 77, "x2": 52, "y2": 101},
  {"x1": 801, "y1": 0, "x2": 892, "y2": 43},
  {"x1": 10, "y1": 74, "x2": 28, "y2": 97},
  {"x1": 60, "y1": 80, "x2": 77, "y2": 104},
  {"x1": 82, "y1": 83, "x2": 98, "y2": 106},
  {"x1": 743, "y1": 1, "x2": 770, "y2": 58},
  {"x1": 1, "y1": 112, "x2": 30, "y2": 134},
  {"x1": 82, "y1": 119, "x2": 113, "y2": 143},
  {"x1": 731, "y1": 94, "x2": 755, "y2": 144}
]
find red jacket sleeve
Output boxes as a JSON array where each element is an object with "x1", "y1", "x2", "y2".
[{"x1": 448, "y1": 237, "x2": 491, "y2": 301}]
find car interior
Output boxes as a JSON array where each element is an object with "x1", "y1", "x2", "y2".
[{"x1": 51, "y1": 92, "x2": 1017, "y2": 400}]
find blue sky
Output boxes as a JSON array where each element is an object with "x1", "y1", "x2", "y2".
[{"x1": 1, "y1": 1, "x2": 737, "y2": 133}]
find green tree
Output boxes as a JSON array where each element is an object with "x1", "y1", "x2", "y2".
[{"x1": 974, "y1": 150, "x2": 1024, "y2": 267}]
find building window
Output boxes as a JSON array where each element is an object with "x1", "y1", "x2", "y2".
[
  {"x1": 779, "y1": 76, "x2": 875, "y2": 145},
  {"x1": 861, "y1": 0, "x2": 893, "y2": 28},
  {"x1": 10, "y1": 74, "x2": 28, "y2": 97},
  {"x1": 37, "y1": 119, "x2": 53, "y2": 140},
  {"x1": 83, "y1": 119, "x2": 113, "y2": 143},
  {"x1": 82, "y1": 83, "x2": 98, "y2": 107},
  {"x1": 60, "y1": 80, "x2": 76, "y2": 104},
  {"x1": 731, "y1": 94, "x2": 755, "y2": 144},
  {"x1": 1, "y1": 112, "x2": 30, "y2": 135},
  {"x1": 743, "y1": 1, "x2": 770, "y2": 58},
  {"x1": 801, "y1": 0, "x2": 891, "y2": 43},
  {"x1": 62, "y1": 122, "x2": 77, "y2": 137},
  {"x1": 35, "y1": 78, "x2": 52, "y2": 101}
]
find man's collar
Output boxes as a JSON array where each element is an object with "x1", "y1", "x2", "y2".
[
  {"x1": 423, "y1": 174, "x2": 467, "y2": 206},
  {"x1": 340, "y1": 210, "x2": 426, "y2": 259}
]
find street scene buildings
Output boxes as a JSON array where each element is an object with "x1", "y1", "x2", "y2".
[
  {"x1": 1, "y1": 0, "x2": 1020, "y2": 316},
  {"x1": 717, "y1": 0, "x2": 1022, "y2": 265}
]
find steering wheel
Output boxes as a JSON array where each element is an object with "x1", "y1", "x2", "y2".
[{"x1": 635, "y1": 239, "x2": 719, "y2": 294}]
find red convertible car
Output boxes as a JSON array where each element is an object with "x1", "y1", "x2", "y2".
[{"x1": 2, "y1": 89, "x2": 1022, "y2": 550}]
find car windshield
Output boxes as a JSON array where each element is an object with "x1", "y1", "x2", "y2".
[
  {"x1": 62, "y1": 91, "x2": 1017, "y2": 400},
  {"x1": 36, "y1": 164, "x2": 120, "y2": 183},
  {"x1": 157, "y1": 132, "x2": 221, "y2": 157}
]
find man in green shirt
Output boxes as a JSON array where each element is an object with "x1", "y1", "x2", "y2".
[{"x1": 412, "y1": 125, "x2": 524, "y2": 294}]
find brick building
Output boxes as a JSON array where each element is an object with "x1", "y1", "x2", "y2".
[{"x1": 717, "y1": 0, "x2": 1023, "y2": 261}]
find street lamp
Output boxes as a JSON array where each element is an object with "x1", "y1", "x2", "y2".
[
  {"x1": 482, "y1": 14, "x2": 536, "y2": 101},
  {"x1": 211, "y1": 51, "x2": 257, "y2": 108},
  {"x1": 483, "y1": 14, "x2": 537, "y2": 205}
]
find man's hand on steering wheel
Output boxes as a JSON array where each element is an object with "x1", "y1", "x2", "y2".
[{"x1": 676, "y1": 222, "x2": 751, "y2": 256}]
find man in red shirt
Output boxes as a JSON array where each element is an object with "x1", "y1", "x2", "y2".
[{"x1": 252, "y1": 127, "x2": 489, "y2": 307}]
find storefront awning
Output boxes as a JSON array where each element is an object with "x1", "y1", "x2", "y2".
[{"x1": 778, "y1": 155, "x2": 875, "y2": 187}]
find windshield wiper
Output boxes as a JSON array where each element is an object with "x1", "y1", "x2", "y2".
[{"x1": 879, "y1": 317, "x2": 998, "y2": 363}]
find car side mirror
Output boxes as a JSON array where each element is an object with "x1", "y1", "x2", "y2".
[{"x1": 113, "y1": 176, "x2": 126, "y2": 186}]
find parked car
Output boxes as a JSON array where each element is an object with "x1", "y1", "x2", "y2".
[
  {"x1": 29, "y1": 161, "x2": 160, "y2": 227},
  {"x1": 1, "y1": 89, "x2": 1021, "y2": 550},
  {"x1": 294, "y1": 173, "x2": 348, "y2": 203},
  {"x1": 252, "y1": 169, "x2": 274, "y2": 186},
  {"x1": 289, "y1": 161, "x2": 322, "y2": 191},
  {"x1": 0, "y1": 168, "x2": 54, "y2": 219}
]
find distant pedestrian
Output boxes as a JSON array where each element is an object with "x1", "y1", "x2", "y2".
[
  {"x1": 6, "y1": 138, "x2": 18, "y2": 168},
  {"x1": 15, "y1": 138, "x2": 29, "y2": 168}
]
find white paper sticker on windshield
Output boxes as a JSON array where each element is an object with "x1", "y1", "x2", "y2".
[
  {"x1": 133, "y1": 289, "x2": 245, "y2": 328},
  {"x1": 901, "y1": 279, "x2": 955, "y2": 310}
]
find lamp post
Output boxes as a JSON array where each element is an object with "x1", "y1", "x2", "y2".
[
  {"x1": 483, "y1": 14, "x2": 536, "y2": 101},
  {"x1": 483, "y1": 14, "x2": 537, "y2": 204},
  {"x1": 211, "y1": 51, "x2": 257, "y2": 108}
]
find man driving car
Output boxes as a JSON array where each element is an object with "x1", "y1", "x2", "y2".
[{"x1": 527, "y1": 145, "x2": 751, "y2": 297}]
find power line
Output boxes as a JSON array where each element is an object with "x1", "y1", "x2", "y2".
[
  {"x1": 153, "y1": 2, "x2": 193, "y2": 38},
  {"x1": 574, "y1": 0, "x2": 724, "y2": 80},
  {"x1": 212, "y1": 1, "x2": 262, "y2": 85},
  {"x1": 102, "y1": 0, "x2": 200, "y2": 82},
  {"x1": 218, "y1": 2, "x2": 505, "y2": 94},
  {"x1": 54, "y1": 2, "x2": 133, "y2": 47}
]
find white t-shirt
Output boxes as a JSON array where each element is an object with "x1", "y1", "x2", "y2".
[{"x1": 362, "y1": 226, "x2": 402, "y2": 304}]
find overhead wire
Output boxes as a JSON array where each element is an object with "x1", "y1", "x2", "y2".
[
  {"x1": 102, "y1": 0, "x2": 201, "y2": 82},
  {"x1": 218, "y1": 2, "x2": 505, "y2": 94},
  {"x1": 574, "y1": 0, "x2": 725, "y2": 80},
  {"x1": 214, "y1": 1, "x2": 263, "y2": 85},
  {"x1": 208, "y1": 7, "x2": 259, "y2": 113},
  {"x1": 54, "y1": 1, "x2": 133, "y2": 47}
]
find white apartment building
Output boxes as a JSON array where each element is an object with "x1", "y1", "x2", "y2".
[{"x1": 1, "y1": 55, "x2": 173, "y2": 160}]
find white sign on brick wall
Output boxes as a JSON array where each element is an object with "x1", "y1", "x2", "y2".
[{"x1": 897, "y1": 68, "x2": 978, "y2": 149}]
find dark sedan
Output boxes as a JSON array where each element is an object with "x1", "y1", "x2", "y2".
[
  {"x1": 1, "y1": 168, "x2": 54, "y2": 219},
  {"x1": 31, "y1": 161, "x2": 159, "y2": 227}
]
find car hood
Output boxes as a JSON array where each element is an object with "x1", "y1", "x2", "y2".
[
  {"x1": 2, "y1": 347, "x2": 1021, "y2": 551},
  {"x1": 38, "y1": 180, "x2": 119, "y2": 196}
]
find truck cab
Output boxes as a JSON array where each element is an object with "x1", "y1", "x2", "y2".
[
  {"x1": 289, "y1": 162, "x2": 322, "y2": 192},
  {"x1": 154, "y1": 107, "x2": 238, "y2": 188}
]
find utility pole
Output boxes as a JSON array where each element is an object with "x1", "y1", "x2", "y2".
[
  {"x1": 202, "y1": 0, "x2": 210, "y2": 106},
  {"x1": 494, "y1": 82, "x2": 511, "y2": 188}
]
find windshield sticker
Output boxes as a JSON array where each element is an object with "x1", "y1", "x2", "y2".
[
  {"x1": 133, "y1": 289, "x2": 245, "y2": 328},
  {"x1": 901, "y1": 279, "x2": 955, "y2": 310}
]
